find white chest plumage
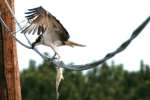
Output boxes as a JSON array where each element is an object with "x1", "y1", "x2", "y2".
[{"x1": 42, "y1": 29, "x2": 63, "y2": 47}]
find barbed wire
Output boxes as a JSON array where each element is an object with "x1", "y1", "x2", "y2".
[{"x1": 0, "y1": 0, "x2": 149, "y2": 71}]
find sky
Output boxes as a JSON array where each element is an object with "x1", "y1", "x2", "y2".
[{"x1": 15, "y1": 0, "x2": 150, "y2": 71}]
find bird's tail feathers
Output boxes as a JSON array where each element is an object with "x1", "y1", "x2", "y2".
[{"x1": 64, "y1": 40, "x2": 86, "y2": 47}]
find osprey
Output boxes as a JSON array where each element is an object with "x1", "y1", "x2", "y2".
[{"x1": 21, "y1": 6, "x2": 85, "y2": 57}]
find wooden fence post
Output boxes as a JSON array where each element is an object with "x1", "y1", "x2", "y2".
[{"x1": 0, "y1": 0, "x2": 21, "y2": 100}]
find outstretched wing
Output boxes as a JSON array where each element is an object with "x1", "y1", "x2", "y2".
[{"x1": 21, "y1": 6, "x2": 70, "y2": 40}]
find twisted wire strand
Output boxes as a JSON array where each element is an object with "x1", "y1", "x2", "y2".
[{"x1": 59, "y1": 16, "x2": 150, "y2": 70}]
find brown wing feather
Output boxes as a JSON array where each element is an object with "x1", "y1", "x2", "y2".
[{"x1": 21, "y1": 6, "x2": 70, "y2": 41}]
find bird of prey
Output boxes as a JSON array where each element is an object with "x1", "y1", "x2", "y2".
[{"x1": 21, "y1": 6, "x2": 85, "y2": 58}]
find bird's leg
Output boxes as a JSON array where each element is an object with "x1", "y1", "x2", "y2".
[{"x1": 49, "y1": 44, "x2": 61, "y2": 59}]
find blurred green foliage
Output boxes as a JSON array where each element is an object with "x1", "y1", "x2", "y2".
[{"x1": 20, "y1": 60, "x2": 150, "y2": 100}]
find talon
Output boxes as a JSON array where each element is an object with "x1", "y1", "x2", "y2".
[
  {"x1": 57, "y1": 55, "x2": 61, "y2": 59},
  {"x1": 52, "y1": 52, "x2": 57, "y2": 59},
  {"x1": 51, "y1": 52, "x2": 61, "y2": 60},
  {"x1": 55, "y1": 52, "x2": 61, "y2": 60}
]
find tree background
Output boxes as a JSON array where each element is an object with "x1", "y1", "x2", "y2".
[{"x1": 20, "y1": 59, "x2": 150, "y2": 100}]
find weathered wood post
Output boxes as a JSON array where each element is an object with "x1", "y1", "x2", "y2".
[{"x1": 0, "y1": 0, "x2": 21, "y2": 100}]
